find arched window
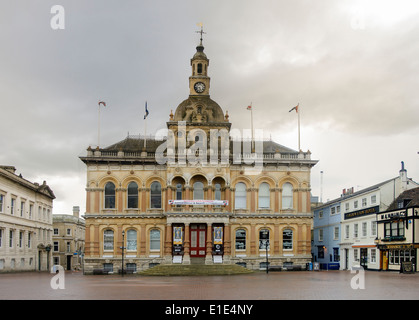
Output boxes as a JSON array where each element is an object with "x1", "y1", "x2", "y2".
[
  {"x1": 176, "y1": 183, "x2": 182, "y2": 201},
  {"x1": 282, "y1": 182, "x2": 293, "y2": 209},
  {"x1": 150, "y1": 229, "x2": 160, "y2": 251},
  {"x1": 197, "y1": 63, "x2": 203, "y2": 74},
  {"x1": 103, "y1": 229, "x2": 114, "y2": 251},
  {"x1": 126, "y1": 229, "x2": 137, "y2": 251},
  {"x1": 235, "y1": 182, "x2": 247, "y2": 209},
  {"x1": 150, "y1": 181, "x2": 162, "y2": 209},
  {"x1": 193, "y1": 181, "x2": 204, "y2": 200},
  {"x1": 104, "y1": 182, "x2": 115, "y2": 209},
  {"x1": 258, "y1": 182, "x2": 270, "y2": 209},
  {"x1": 259, "y1": 229, "x2": 270, "y2": 250},
  {"x1": 127, "y1": 182, "x2": 138, "y2": 208},
  {"x1": 235, "y1": 229, "x2": 246, "y2": 250},
  {"x1": 283, "y1": 229, "x2": 293, "y2": 250},
  {"x1": 214, "y1": 183, "x2": 221, "y2": 201}
]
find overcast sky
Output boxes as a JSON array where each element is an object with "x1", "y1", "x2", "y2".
[{"x1": 1, "y1": 0, "x2": 418, "y2": 214}]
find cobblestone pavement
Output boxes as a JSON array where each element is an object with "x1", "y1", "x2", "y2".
[{"x1": 1, "y1": 270, "x2": 419, "y2": 300}]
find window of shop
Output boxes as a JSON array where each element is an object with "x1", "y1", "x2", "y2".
[
  {"x1": 389, "y1": 249, "x2": 415, "y2": 265},
  {"x1": 384, "y1": 220, "x2": 405, "y2": 239}
]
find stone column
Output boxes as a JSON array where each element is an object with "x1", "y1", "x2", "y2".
[
  {"x1": 183, "y1": 223, "x2": 190, "y2": 264},
  {"x1": 164, "y1": 223, "x2": 172, "y2": 263},
  {"x1": 205, "y1": 223, "x2": 213, "y2": 264},
  {"x1": 224, "y1": 224, "x2": 231, "y2": 262}
]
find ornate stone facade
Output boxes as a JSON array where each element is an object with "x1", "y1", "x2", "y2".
[{"x1": 80, "y1": 36, "x2": 318, "y2": 274}]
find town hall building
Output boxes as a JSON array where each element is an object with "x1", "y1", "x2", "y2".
[{"x1": 79, "y1": 32, "x2": 318, "y2": 274}]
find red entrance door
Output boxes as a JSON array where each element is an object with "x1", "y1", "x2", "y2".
[{"x1": 190, "y1": 224, "x2": 206, "y2": 257}]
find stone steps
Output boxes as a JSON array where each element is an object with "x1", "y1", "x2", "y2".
[{"x1": 139, "y1": 263, "x2": 253, "y2": 276}]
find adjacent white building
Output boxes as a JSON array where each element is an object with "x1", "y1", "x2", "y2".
[
  {"x1": 340, "y1": 162, "x2": 419, "y2": 270},
  {"x1": 0, "y1": 165, "x2": 55, "y2": 272}
]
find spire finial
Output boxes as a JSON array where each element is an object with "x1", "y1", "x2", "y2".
[{"x1": 196, "y1": 23, "x2": 206, "y2": 45}]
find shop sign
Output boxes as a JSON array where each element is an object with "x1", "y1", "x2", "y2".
[{"x1": 344, "y1": 205, "x2": 379, "y2": 220}]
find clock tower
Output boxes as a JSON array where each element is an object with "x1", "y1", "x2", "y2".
[{"x1": 189, "y1": 27, "x2": 210, "y2": 96}]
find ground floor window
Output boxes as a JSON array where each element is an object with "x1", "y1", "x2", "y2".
[
  {"x1": 150, "y1": 229, "x2": 160, "y2": 250},
  {"x1": 370, "y1": 249, "x2": 376, "y2": 263},
  {"x1": 389, "y1": 249, "x2": 415, "y2": 265},
  {"x1": 333, "y1": 248, "x2": 340, "y2": 262},
  {"x1": 103, "y1": 263, "x2": 113, "y2": 273},
  {"x1": 283, "y1": 229, "x2": 293, "y2": 250},
  {"x1": 235, "y1": 229, "x2": 246, "y2": 250},
  {"x1": 126, "y1": 263, "x2": 137, "y2": 272}
]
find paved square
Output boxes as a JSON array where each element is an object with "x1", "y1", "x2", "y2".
[{"x1": 1, "y1": 270, "x2": 419, "y2": 300}]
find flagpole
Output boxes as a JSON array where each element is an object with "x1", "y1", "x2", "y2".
[
  {"x1": 250, "y1": 102, "x2": 254, "y2": 151},
  {"x1": 144, "y1": 116, "x2": 147, "y2": 149},
  {"x1": 143, "y1": 101, "x2": 147, "y2": 150},
  {"x1": 297, "y1": 103, "x2": 300, "y2": 151},
  {"x1": 98, "y1": 103, "x2": 100, "y2": 147}
]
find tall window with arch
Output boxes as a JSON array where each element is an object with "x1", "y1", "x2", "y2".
[
  {"x1": 150, "y1": 229, "x2": 160, "y2": 251},
  {"x1": 283, "y1": 229, "x2": 293, "y2": 250},
  {"x1": 103, "y1": 229, "x2": 114, "y2": 251},
  {"x1": 235, "y1": 182, "x2": 247, "y2": 209},
  {"x1": 126, "y1": 229, "x2": 137, "y2": 251},
  {"x1": 282, "y1": 182, "x2": 293, "y2": 209},
  {"x1": 176, "y1": 183, "x2": 182, "y2": 201},
  {"x1": 258, "y1": 182, "x2": 270, "y2": 209},
  {"x1": 259, "y1": 229, "x2": 270, "y2": 250},
  {"x1": 214, "y1": 183, "x2": 222, "y2": 201},
  {"x1": 127, "y1": 182, "x2": 138, "y2": 208},
  {"x1": 235, "y1": 229, "x2": 246, "y2": 250},
  {"x1": 104, "y1": 182, "x2": 116, "y2": 209},
  {"x1": 150, "y1": 181, "x2": 162, "y2": 209},
  {"x1": 193, "y1": 181, "x2": 204, "y2": 200}
]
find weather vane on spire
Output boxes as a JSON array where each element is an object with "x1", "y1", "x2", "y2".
[{"x1": 196, "y1": 22, "x2": 206, "y2": 45}]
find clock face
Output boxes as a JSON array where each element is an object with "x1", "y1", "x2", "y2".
[{"x1": 194, "y1": 82, "x2": 206, "y2": 93}]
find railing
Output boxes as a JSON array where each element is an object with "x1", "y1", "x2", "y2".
[{"x1": 87, "y1": 149, "x2": 311, "y2": 161}]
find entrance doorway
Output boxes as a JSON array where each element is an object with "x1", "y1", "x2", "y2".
[
  {"x1": 190, "y1": 224, "x2": 206, "y2": 257},
  {"x1": 67, "y1": 255, "x2": 72, "y2": 271},
  {"x1": 360, "y1": 248, "x2": 368, "y2": 269}
]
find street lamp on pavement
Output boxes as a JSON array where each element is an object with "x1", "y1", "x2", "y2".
[{"x1": 121, "y1": 230, "x2": 125, "y2": 276}]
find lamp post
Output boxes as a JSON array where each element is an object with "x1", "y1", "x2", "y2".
[
  {"x1": 261, "y1": 230, "x2": 269, "y2": 274},
  {"x1": 121, "y1": 230, "x2": 125, "y2": 277},
  {"x1": 265, "y1": 239, "x2": 269, "y2": 274}
]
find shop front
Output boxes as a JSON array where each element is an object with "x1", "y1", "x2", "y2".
[
  {"x1": 377, "y1": 244, "x2": 418, "y2": 272},
  {"x1": 376, "y1": 206, "x2": 419, "y2": 272}
]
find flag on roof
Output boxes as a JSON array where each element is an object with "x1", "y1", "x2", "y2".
[
  {"x1": 144, "y1": 101, "x2": 149, "y2": 119},
  {"x1": 289, "y1": 104, "x2": 299, "y2": 113},
  {"x1": 98, "y1": 101, "x2": 106, "y2": 107}
]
